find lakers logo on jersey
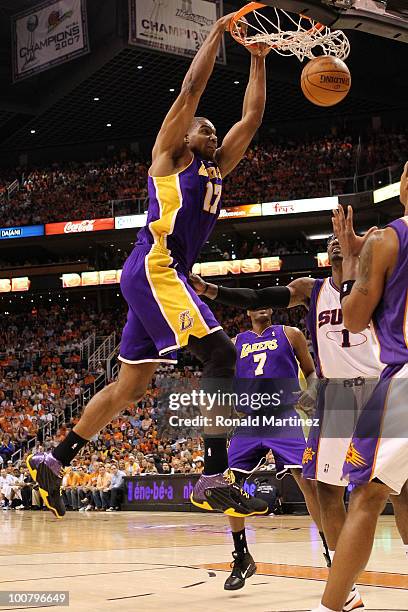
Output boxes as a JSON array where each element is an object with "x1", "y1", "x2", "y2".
[
  {"x1": 345, "y1": 442, "x2": 367, "y2": 467},
  {"x1": 240, "y1": 339, "x2": 278, "y2": 358},
  {"x1": 179, "y1": 310, "x2": 194, "y2": 332}
]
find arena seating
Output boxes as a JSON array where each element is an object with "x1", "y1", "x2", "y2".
[
  {"x1": 1, "y1": 301, "x2": 298, "y2": 510},
  {"x1": 0, "y1": 130, "x2": 405, "y2": 228}
]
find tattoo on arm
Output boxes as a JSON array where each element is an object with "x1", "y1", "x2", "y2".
[{"x1": 354, "y1": 234, "x2": 381, "y2": 296}]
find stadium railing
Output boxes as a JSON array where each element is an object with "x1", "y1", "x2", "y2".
[
  {"x1": 88, "y1": 332, "x2": 117, "y2": 372},
  {"x1": 9, "y1": 372, "x2": 106, "y2": 466},
  {"x1": 329, "y1": 162, "x2": 403, "y2": 196}
]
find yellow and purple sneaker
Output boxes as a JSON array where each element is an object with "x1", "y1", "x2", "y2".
[{"x1": 27, "y1": 452, "x2": 65, "y2": 519}]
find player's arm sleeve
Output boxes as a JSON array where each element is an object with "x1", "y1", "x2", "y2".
[{"x1": 215, "y1": 286, "x2": 291, "y2": 309}]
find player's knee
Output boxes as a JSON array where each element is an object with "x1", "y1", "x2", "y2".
[
  {"x1": 392, "y1": 481, "x2": 408, "y2": 507},
  {"x1": 317, "y1": 482, "x2": 344, "y2": 508},
  {"x1": 110, "y1": 379, "x2": 146, "y2": 408},
  {"x1": 204, "y1": 337, "x2": 236, "y2": 378},
  {"x1": 297, "y1": 475, "x2": 316, "y2": 497},
  {"x1": 350, "y1": 482, "x2": 389, "y2": 514}
]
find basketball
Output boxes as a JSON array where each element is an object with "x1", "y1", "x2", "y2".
[{"x1": 301, "y1": 56, "x2": 351, "y2": 107}]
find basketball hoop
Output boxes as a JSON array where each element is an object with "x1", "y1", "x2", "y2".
[{"x1": 230, "y1": 2, "x2": 350, "y2": 62}]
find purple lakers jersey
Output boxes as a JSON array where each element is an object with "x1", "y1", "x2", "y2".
[
  {"x1": 372, "y1": 217, "x2": 408, "y2": 366},
  {"x1": 136, "y1": 155, "x2": 222, "y2": 273},
  {"x1": 234, "y1": 325, "x2": 301, "y2": 411}
]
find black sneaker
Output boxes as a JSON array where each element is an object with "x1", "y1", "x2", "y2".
[
  {"x1": 190, "y1": 471, "x2": 268, "y2": 517},
  {"x1": 224, "y1": 552, "x2": 256, "y2": 590},
  {"x1": 26, "y1": 453, "x2": 65, "y2": 519}
]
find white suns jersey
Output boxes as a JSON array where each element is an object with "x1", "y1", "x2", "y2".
[{"x1": 305, "y1": 277, "x2": 383, "y2": 379}]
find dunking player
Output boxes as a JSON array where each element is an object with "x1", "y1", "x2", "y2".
[
  {"x1": 26, "y1": 12, "x2": 270, "y2": 519},
  {"x1": 310, "y1": 165, "x2": 408, "y2": 612},
  {"x1": 190, "y1": 217, "x2": 408, "y2": 608},
  {"x1": 223, "y1": 307, "x2": 327, "y2": 591}
]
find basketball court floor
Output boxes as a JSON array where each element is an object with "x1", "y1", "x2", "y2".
[{"x1": 1, "y1": 512, "x2": 406, "y2": 611}]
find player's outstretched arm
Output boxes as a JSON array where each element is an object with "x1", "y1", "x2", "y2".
[
  {"x1": 151, "y1": 13, "x2": 235, "y2": 174},
  {"x1": 215, "y1": 52, "x2": 268, "y2": 177},
  {"x1": 189, "y1": 273, "x2": 315, "y2": 308},
  {"x1": 333, "y1": 206, "x2": 398, "y2": 333}
]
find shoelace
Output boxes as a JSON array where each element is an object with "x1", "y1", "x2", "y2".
[{"x1": 224, "y1": 470, "x2": 250, "y2": 499}]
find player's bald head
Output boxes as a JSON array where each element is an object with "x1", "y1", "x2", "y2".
[{"x1": 188, "y1": 116, "x2": 215, "y2": 134}]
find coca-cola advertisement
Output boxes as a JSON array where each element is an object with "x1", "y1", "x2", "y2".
[{"x1": 45, "y1": 217, "x2": 114, "y2": 235}]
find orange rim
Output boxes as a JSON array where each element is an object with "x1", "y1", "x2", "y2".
[{"x1": 229, "y1": 2, "x2": 325, "y2": 50}]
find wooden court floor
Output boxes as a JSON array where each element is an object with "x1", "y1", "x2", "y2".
[{"x1": 0, "y1": 512, "x2": 407, "y2": 611}]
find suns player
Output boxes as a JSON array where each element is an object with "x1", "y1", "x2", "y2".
[
  {"x1": 190, "y1": 223, "x2": 408, "y2": 607},
  {"x1": 26, "y1": 12, "x2": 271, "y2": 519},
  {"x1": 310, "y1": 166, "x2": 408, "y2": 612},
  {"x1": 224, "y1": 307, "x2": 327, "y2": 591}
]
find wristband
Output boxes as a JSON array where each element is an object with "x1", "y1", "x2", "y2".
[
  {"x1": 340, "y1": 280, "x2": 355, "y2": 302},
  {"x1": 202, "y1": 281, "x2": 210, "y2": 296}
]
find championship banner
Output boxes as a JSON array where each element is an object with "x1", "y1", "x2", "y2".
[
  {"x1": 12, "y1": 0, "x2": 89, "y2": 82},
  {"x1": 128, "y1": 0, "x2": 226, "y2": 63},
  {"x1": 45, "y1": 217, "x2": 114, "y2": 235}
]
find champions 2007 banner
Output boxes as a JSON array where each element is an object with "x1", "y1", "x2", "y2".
[
  {"x1": 12, "y1": 0, "x2": 89, "y2": 82},
  {"x1": 129, "y1": 0, "x2": 226, "y2": 64}
]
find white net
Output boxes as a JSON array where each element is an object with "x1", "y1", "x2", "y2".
[{"x1": 232, "y1": 6, "x2": 350, "y2": 62}]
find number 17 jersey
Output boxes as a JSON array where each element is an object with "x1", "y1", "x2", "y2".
[
  {"x1": 306, "y1": 277, "x2": 382, "y2": 378},
  {"x1": 136, "y1": 155, "x2": 222, "y2": 275}
]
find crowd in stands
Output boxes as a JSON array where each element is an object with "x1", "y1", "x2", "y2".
[
  {"x1": 200, "y1": 237, "x2": 309, "y2": 262},
  {"x1": 0, "y1": 130, "x2": 405, "y2": 228},
  {"x1": 222, "y1": 131, "x2": 406, "y2": 204},
  {"x1": 0, "y1": 305, "x2": 124, "y2": 462},
  {"x1": 0, "y1": 299, "x2": 301, "y2": 511},
  {"x1": 0, "y1": 245, "x2": 128, "y2": 271}
]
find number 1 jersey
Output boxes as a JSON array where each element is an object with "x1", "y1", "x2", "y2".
[{"x1": 306, "y1": 277, "x2": 382, "y2": 378}]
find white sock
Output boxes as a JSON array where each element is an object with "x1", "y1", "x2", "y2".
[{"x1": 329, "y1": 549, "x2": 335, "y2": 563}]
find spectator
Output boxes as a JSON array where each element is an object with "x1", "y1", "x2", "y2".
[
  {"x1": 106, "y1": 464, "x2": 126, "y2": 511},
  {"x1": 92, "y1": 465, "x2": 112, "y2": 510}
]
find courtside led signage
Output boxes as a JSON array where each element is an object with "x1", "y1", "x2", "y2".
[
  {"x1": 219, "y1": 204, "x2": 262, "y2": 220},
  {"x1": 0, "y1": 277, "x2": 30, "y2": 292},
  {"x1": 192, "y1": 257, "x2": 282, "y2": 277},
  {"x1": 262, "y1": 196, "x2": 338, "y2": 217},
  {"x1": 45, "y1": 218, "x2": 114, "y2": 235},
  {"x1": 115, "y1": 214, "x2": 147, "y2": 229},
  {"x1": 373, "y1": 181, "x2": 400, "y2": 204},
  {"x1": 0, "y1": 225, "x2": 44, "y2": 240}
]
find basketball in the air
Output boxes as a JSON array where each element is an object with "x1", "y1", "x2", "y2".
[{"x1": 301, "y1": 56, "x2": 351, "y2": 107}]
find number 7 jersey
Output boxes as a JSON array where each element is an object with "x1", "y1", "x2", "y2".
[
  {"x1": 306, "y1": 277, "x2": 383, "y2": 378},
  {"x1": 136, "y1": 155, "x2": 222, "y2": 274}
]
